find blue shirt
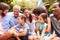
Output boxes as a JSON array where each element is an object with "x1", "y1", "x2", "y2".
[
  {"x1": 2, "y1": 15, "x2": 15, "y2": 31},
  {"x1": 16, "y1": 23, "x2": 29, "y2": 32},
  {"x1": 7, "y1": 12, "x2": 22, "y2": 25}
]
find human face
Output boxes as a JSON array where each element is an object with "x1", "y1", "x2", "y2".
[
  {"x1": 38, "y1": 15, "x2": 44, "y2": 24},
  {"x1": 13, "y1": 9, "x2": 19, "y2": 18},
  {"x1": 24, "y1": 9, "x2": 29, "y2": 16},
  {"x1": 18, "y1": 16, "x2": 24, "y2": 25},
  {"x1": 52, "y1": 2, "x2": 60, "y2": 16}
]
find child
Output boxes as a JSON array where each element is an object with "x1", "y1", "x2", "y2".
[
  {"x1": 11, "y1": 15, "x2": 29, "y2": 40},
  {"x1": 35, "y1": 13, "x2": 51, "y2": 40}
]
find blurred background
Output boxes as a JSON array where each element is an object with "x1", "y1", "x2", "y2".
[{"x1": 0, "y1": 0, "x2": 60, "y2": 14}]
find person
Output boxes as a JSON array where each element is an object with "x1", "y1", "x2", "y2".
[
  {"x1": 0, "y1": 2, "x2": 16, "y2": 31},
  {"x1": 23, "y1": 7, "x2": 30, "y2": 17},
  {"x1": 11, "y1": 15, "x2": 29, "y2": 40},
  {"x1": 47, "y1": 2, "x2": 60, "y2": 40},
  {"x1": 35, "y1": 13, "x2": 51, "y2": 40},
  {"x1": 7, "y1": 5, "x2": 22, "y2": 25},
  {"x1": 32, "y1": 6, "x2": 47, "y2": 20},
  {"x1": 26, "y1": 12, "x2": 36, "y2": 35},
  {"x1": 0, "y1": 2, "x2": 16, "y2": 40},
  {"x1": 25, "y1": 12, "x2": 38, "y2": 40}
]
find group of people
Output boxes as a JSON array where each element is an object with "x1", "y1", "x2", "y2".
[{"x1": 0, "y1": 2, "x2": 60, "y2": 40}]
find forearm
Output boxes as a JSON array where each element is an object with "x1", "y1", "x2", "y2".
[
  {"x1": 18, "y1": 29, "x2": 27, "y2": 37},
  {"x1": 41, "y1": 27, "x2": 46, "y2": 37},
  {"x1": 18, "y1": 32, "x2": 26, "y2": 36},
  {"x1": 0, "y1": 31, "x2": 12, "y2": 40},
  {"x1": 47, "y1": 18, "x2": 51, "y2": 32}
]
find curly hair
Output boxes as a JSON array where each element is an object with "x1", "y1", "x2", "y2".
[{"x1": 32, "y1": 6, "x2": 47, "y2": 16}]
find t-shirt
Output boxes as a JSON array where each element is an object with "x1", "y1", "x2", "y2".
[
  {"x1": 26, "y1": 20, "x2": 36, "y2": 35},
  {"x1": 16, "y1": 23, "x2": 29, "y2": 32},
  {"x1": 36, "y1": 22, "x2": 47, "y2": 31},
  {"x1": 50, "y1": 15, "x2": 60, "y2": 37}
]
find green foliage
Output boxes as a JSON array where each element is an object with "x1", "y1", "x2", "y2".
[
  {"x1": 48, "y1": 5, "x2": 52, "y2": 14},
  {"x1": 9, "y1": 0, "x2": 38, "y2": 11}
]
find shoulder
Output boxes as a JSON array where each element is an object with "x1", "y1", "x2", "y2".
[
  {"x1": 43, "y1": 23, "x2": 47, "y2": 27},
  {"x1": 7, "y1": 12, "x2": 14, "y2": 16},
  {"x1": 49, "y1": 14, "x2": 54, "y2": 18}
]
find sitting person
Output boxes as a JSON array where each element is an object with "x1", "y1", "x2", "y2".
[
  {"x1": 0, "y1": 2, "x2": 15, "y2": 40},
  {"x1": 25, "y1": 12, "x2": 38, "y2": 40},
  {"x1": 35, "y1": 13, "x2": 51, "y2": 40},
  {"x1": 11, "y1": 15, "x2": 29, "y2": 40}
]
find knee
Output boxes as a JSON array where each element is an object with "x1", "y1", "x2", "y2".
[
  {"x1": 33, "y1": 36, "x2": 38, "y2": 40},
  {"x1": 28, "y1": 36, "x2": 33, "y2": 40}
]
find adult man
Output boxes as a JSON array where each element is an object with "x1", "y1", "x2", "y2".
[
  {"x1": 0, "y1": 2, "x2": 14, "y2": 40},
  {"x1": 8, "y1": 5, "x2": 22, "y2": 25},
  {"x1": 48, "y1": 2, "x2": 60, "y2": 40}
]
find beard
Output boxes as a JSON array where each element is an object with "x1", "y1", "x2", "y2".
[{"x1": 1, "y1": 13, "x2": 5, "y2": 17}]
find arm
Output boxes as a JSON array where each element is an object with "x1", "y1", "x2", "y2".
[
  {"x1": 41, "y1": 25, "x2": 47, "y2": 37},
  {"x1": 35, "y1": 27, "x2": 39, "y2": 34},
  {"x1": 0, "y1": 30, "x2": 13, "y2": 40},
  {"x1": 17, "y1": 29, "x2": 27, "y2": 36},
  {"x1": 46, "y1": 17, "x2": 51, "y2": 32}
]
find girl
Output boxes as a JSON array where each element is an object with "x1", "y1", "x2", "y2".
[{"x1": 35, "y1": 13, "x2": 51, "y2": 40}]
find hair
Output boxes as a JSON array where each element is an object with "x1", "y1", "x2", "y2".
[
  {"x1": 19, "y1": 15, "x2": 26, "y2": 22},
  {"x1": 0, "y1": 2, "x2": 10, "y2": 11},
  {"x1": 32, "y1": 6, "x2": 47, "y2": 16},
  {"x1": 23, "y1": 7, "x2": 29, "y2": 12},
  {"x1": 28, "y1": 13, "x2": 32, "y2": 23},
  {"x1": 0, "y1": 2, "x2": 10, "y2": 17},
  {"x1": 13, "y1": 5, "x2": 21, "y2": 11}
]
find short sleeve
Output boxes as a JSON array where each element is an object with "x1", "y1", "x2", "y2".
[
  {"x1": 43, "y1": 23, "x2": 47, "y2": 28},
  {"x1": 24, "y1": 23, "x2": 29, "y2": 29},
  {"x1": 35, "y1": 22, "x2": 39, "y2": 28}
]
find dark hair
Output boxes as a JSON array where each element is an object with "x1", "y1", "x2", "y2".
[
  {"x1": 23, "y1": 7, "x2": 29, "y2": 12},
  {"x1": 0, "y1": 2, "x2": 10, "y2": 17},
  {"x1": 0, "y1": 2, "x2": 10, "y2": 11},
  {"x1": 28, "y1": 13, "x2": 32, "y2": 23},
  {"x1": 32, "y1": 6, "x2": 47, "y2": 16},
  {"x1": 20, "y1": 15, "x2": 26, "y2": 22},
  {"x1": 40, "y1": 13, "x2": 48, "y2": 20}
]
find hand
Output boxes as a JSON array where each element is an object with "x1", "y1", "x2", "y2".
[{"x1": 19, "y1": 29, "x2": 24, "y2": 32}]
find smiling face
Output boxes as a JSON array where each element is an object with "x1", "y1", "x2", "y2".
[
  {"x1": 13, "y1": 9, "x2": 20, "y2": 18},
  {"x1": 52, "y1": 2, "x2": 60, "y2": 16}
]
